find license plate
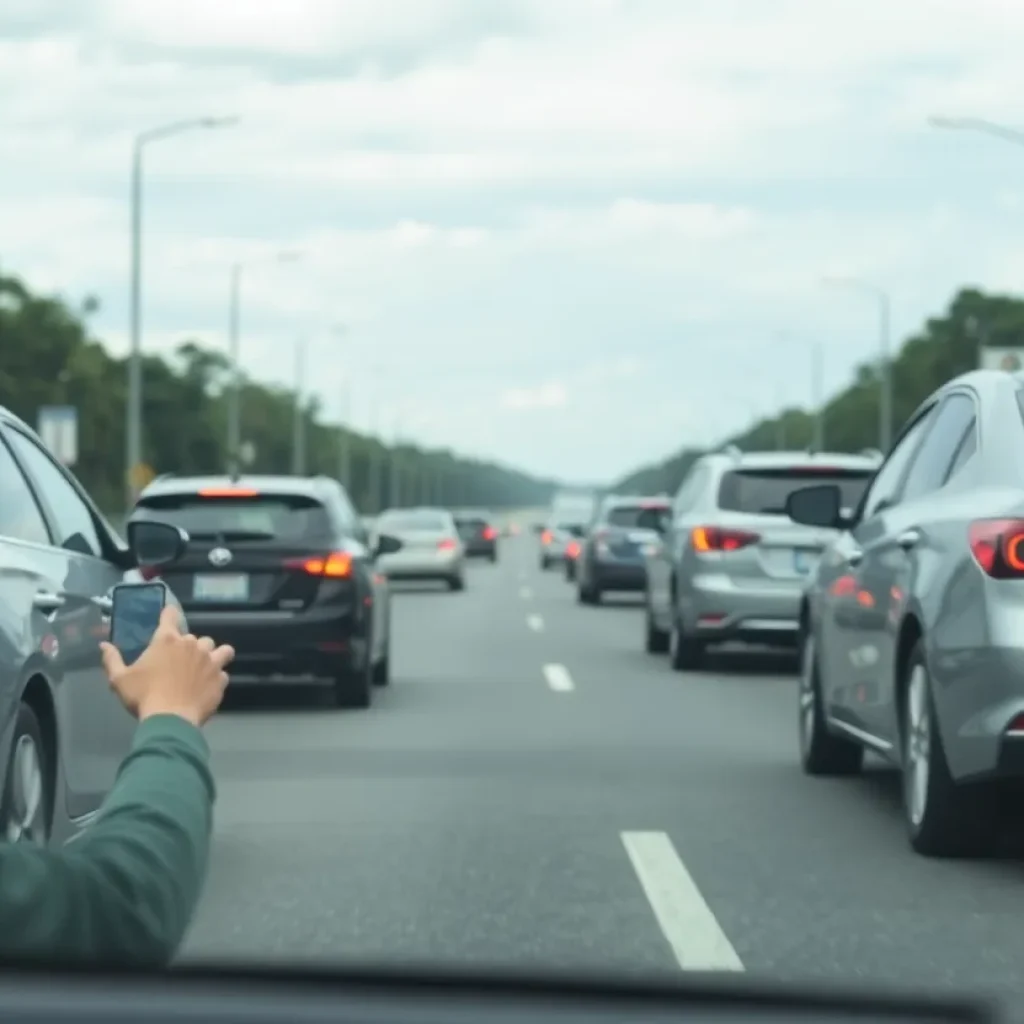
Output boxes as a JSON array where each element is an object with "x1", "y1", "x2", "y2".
[
  {"x1": 193, "y1": 573, "x2": 249, "y2": 601},
  {"x1": 793, "y1": 549, "x2": 819, "y2": 575},
  {"x1": 628, "y1": 531, "x2": 651, "y2": 543}
]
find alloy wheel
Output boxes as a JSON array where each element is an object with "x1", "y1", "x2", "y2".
[
  {"x1": 905, "y1": 665, "x2": 931, "y2": 827},
  {"x1": 5, "y1": 734, "x2": 44, "y2": 844}
]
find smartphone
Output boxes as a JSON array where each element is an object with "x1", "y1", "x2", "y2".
[{"x1": 109, "y1": 582, "x2": 167, "y2": 666}]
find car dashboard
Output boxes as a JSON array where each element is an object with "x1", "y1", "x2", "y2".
[{"x1": 0, "y1": 964, "x2": 999, "y2": 1024}]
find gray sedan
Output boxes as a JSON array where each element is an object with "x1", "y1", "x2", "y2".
[{"x1": 789, "y1": 368, "x2": 1024, "y2": 857}]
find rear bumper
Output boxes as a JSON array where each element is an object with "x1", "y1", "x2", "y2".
[
  {"x1": 683, "y1": 573, "x2": 803, "y2": 647},
  {"x1": 464, "y1": 540, "x2": 497, "y2": 558},
  {"x1": 185, "y1": 603, "x2": 359, "y2": 683},
  {"x1": 378, "y1": 550, "x2": 462, "y2": 579},
  {"x1": 592, "y1": 561, "x2": 646, "y2": 591}
]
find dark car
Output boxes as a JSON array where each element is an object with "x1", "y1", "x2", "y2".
[
  {"x1": 453, "y1": 509, "x2": 499, "y2": 562},
  {"x1": 0, "y1": 405, "x2": 187, "y2": 846},
  {"x1": 576, "y1": 496, "x2": 670, "y2": 605},
  {"x1": 791, "y1": 368, "x2": 1024, "y2": 857},
  {"x1": 131, "y1": 474, "x2": 402, "y2": 709}
]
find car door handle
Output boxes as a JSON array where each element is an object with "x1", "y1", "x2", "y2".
[
  {"x1": 897, "y1": 528, "x2": 922, "y2": 551},
  {"x1": 33, "y1": 592, "x2": 66, "y2": 614}
]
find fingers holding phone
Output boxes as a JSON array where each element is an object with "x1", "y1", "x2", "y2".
[{"x1": 101, "y1": 583, "x2": 235, "y2": 728}]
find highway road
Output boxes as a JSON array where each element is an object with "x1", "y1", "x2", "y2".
[{"x1": 179, "y1": 532, "x2": 1024, "y2": 999}]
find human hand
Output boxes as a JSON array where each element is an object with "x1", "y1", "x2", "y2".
[{"x1": 100, "y1": 605, "x2": 235, "y2": 727}]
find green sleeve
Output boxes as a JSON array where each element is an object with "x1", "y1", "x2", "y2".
[{"x1": 0, "y1": 714, "x2": 215, "y2": 967}]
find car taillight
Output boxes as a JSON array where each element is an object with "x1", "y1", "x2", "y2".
[
  {"x1": 691, "y1": 526, "x2": 761, "y2": 553},
  {"x1": 284, "y1": 552, "x2": 353, "y2": 578},
  {"x1": 566, "y1": 541, "x2": 581, "y2": 558},
  {"x1": 482, "y1": 526, "x2": 497, "y2": 540},
  {"x1": 968, "y1": 519, "x2": 1024, "y2": 578},
  {"x1": 438, "y1": 538, "x2": 456, "y2": 551},
  {"x1": 541, "y1": 530, "x2": 553, "y2": 545},
  {"x1": 198, "y1": 487, "x2": 260, "y2": 497}
]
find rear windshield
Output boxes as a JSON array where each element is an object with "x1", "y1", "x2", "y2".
[
  {"x1": 378, "y1": 511, "x2": 451, "y2": 532},
  {"x1": 455, "y1": 516, "x2": 488, "y2": 529},
  {"x1": 717, "y1": 469, "x2": 873, "y2": 515},
  {"x1": 134, "y1": 494, "x2": 332, "y2": 541},
  {"x1": 604, "y1": 504, "x2": 669, "y2": 528}
]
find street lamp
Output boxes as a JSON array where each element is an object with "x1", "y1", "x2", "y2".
[
  {"x1": 821, "y1": 276, "x2": 892, "y2": 452},
  {"x1": 225, "y1": 249, "x2": 304, "y2": 476},
  {"x1": 125, "y1": 115, "x2": 238, "y2": 509}
]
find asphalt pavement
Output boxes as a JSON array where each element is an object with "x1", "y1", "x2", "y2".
[{"x1": 180, "y1": 534, "x2": 1024, "y2": 999}]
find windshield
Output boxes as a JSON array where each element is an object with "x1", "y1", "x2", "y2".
[
  {"x1": 378, "y1": 510, "x2": 452, "y2": 532},
  {"x1": 605, "y1": 504, "x2": 668, "y2": 528},
  {"x1": 134, "y1": 495, "x2": 331, "y2": 540},
  {"x1": 7, "y1": 0, "x2": 1014, "y2": 1004},
  {"x1": 718, "y1": 469, "x2": 872, "y2": 515}
]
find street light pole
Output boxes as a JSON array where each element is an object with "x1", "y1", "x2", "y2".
[
  {"x1": 124, "y1": 116, "x2": 238, "y2": 511},
  {"x1": 292, "y1": 337, "x2": 307, "y2": 476},
  {"x1": 811, "y1": 340, "x2": 825, "y2": 451}
]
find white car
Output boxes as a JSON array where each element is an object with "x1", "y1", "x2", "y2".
[{"x1": 373, "y1": 508, "x2": 466, "y2": 591}]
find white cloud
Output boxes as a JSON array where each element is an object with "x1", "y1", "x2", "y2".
[{"x1": 5, "y1": 0, "x2": 1024, "y2": 480}]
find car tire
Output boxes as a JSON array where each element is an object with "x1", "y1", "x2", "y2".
[
  {"x1": 540, "y1": 556, "x2": 551, "y2": 571},
  {"x1": 333, "y1": 655, "x2": 372, "y2": 710},
  {"x1": 0, "y1": 701, "x2": 52, "y2": 845},
  {"x1": 798, "y1": 631, "x2": 863, "y2": 775},
  {"x1": 645, "y1": 603, "x2": 670, "y2": 654},
  {"x1": 669, "y1": 611, "x2": 704, "y2": 671},
  {"x1": 448, "y1": 575, "x2": 465, "y2": 592},
  {"x1": 577, "y1": 580, "x2": 600, "y2": 605},
  {"x1": 565, "y1": 561, "x2": 576, "y2": 582},
  {"x1": 901, "y1": 640, "x2": 999, "y2": 857},
  {"x1": 373, "y1": 625, "x2": 391, "y2": 686}
]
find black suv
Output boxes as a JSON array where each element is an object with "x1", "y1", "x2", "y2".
[
  {"x1": 453, "y1": 509, "x2": 499, "y2": 562},
  {"x1": 131, "y1": 474, "x2": 402, "y2": 709}
]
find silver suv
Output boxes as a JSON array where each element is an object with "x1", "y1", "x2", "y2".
[{"x1": 644, "y1": 447, "x2": 881, "y2": 669}]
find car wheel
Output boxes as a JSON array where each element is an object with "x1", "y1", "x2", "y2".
[
  {"x1": 489, "y1": 551, "x2": 497, "y2": 564},
  {"x1": 669, "y1": 611, "x2": 703, "y2": 671},
  {"x1": 540, "y1": 556, "x2": 551, "y2": 571},
  {"x1": 0, "y1": 702, "x2": 51, "y2": 844},
  {"x1": 577, "y1": 580, "x2": 599, "y2": 605},
  {"x1": 645, "y1": 601, "x2": 670, "y2": 654},
  {"x1": 333, "y1": 653, "x2": 372, "y2": 710},
  {"x1": 373, "y1": 618, "x2": 391, "y2": 687},
  {"x1": 565, "y1": 561, "x2": 576, "y2": 582},
  {"x1": 798, "y1": 631, "x2": 862, "y2": 775},
  {"x1": 901, "y1": 641, "x2": 998, "y2": 857},
  {"x1": 448, "y1": 575, "x2": 465, "y2": 592}
]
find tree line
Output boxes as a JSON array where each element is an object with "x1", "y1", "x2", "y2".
[
  {"x1": 613, "y1": 287, "x2": 1019, "y2": 495},
  {"x1": 0, "y1": 270, "x2": 557, "y2": 516}
]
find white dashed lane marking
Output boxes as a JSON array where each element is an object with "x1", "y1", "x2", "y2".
[
  {"x1": 519, "y1": 586, "x2": 533, "y2": 600},
  {"x1": 621, "y1": 831, "x2": 744, "y2": 972},
  {"x1": 542, "y1": 663, "x2": 574, "y2": 692},
  {"x1": 526, "y1": 614, "x2": 544, "y2": 632}
]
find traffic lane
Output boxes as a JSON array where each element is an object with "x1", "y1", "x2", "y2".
[
  {"x1": 525, "y1": 571, "x2": 1024, "y2": 997},
  {"x1": 179, "y1": 550, "x2": 679, "y2": 974}
]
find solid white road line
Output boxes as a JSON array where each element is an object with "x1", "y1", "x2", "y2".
[
  {"x1": 621, "y1": 831, "x2": 744, "y2": 972},
  {"x1": 526, "y1": 613, "x2": 544, "y2": 632},
  {"x1": 543, "y1": 663, "x2": 574, "y2": 692},
  {"x1": 520, "y1": 586, "x2": 533, "y2": 600}
]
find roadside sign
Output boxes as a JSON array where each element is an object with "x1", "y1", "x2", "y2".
[
  {"x1": 37, "y1": 405, "x2": 78, "y2": 466},
  {"x1": 980, "y1": 346, "x2": 1023, "y2": 372},
  {"x1": 129, "y1": 463, "x2": 155, "y2": 492}
]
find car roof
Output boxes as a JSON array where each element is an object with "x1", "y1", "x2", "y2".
[
  {"x1": 704, "y1": 449, "x2": 882, "y2": 472},
  {"x1": 139, "y1": 474, "x2": 338, "y2": 500}
]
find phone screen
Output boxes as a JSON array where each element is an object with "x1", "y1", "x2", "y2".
[{"x1": 110, "y1": 583, "x2": 166, "y2": 666}]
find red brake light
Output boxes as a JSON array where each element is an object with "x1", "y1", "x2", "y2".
[
  {"x1": 541, "y1": 530, "x2": 553, "y2": 545},
  {"x1": 438, "y1": 538, "x2": 456, "y2": 551},
  {"x1": 482, "y1": 526, "x2": 497, "y2": 540},
  {"x1": 198, "y1": 487, "x2": 260, "y2": 498},
  {"x1": 566, "y1": 541, "x2": 581, "y2": 558},
  {"x1": 284, "y1": 551, "x2": 353, "y2": 578},
  {"x1": 968, "y1": 519, "x2": 1024, "y2": 578},
  {"x1": 691, "y1": 526, "x2": 760, "y2": 553}
]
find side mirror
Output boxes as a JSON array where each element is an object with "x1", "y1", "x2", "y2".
[
  {"x1": 374, "y1": 533, "x2": 403, "y2": 557},
  {"x1": 127, "y1": 519, "x2": 188, "y2": 567},
  {"x1": 785, "y1": 485, "x2": 844, "y2": 529}
]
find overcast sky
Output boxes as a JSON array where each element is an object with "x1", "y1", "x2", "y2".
[{"x1": 4, "y1": 0, "x2": 1024, "y2": 483}]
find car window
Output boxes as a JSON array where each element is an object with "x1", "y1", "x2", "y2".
[
  {"x1": 859, "y1": 407, "x2": 936, "y2": 519},
  {"x1": 135, "y1": 494, "x2": 333, "y2": 541},
  {"x1": 0, "y1": 434, "x2": 51, "y2": 547},
  {"x1": 6, "y1": 428, "x2": 102, "y2": 557},
  {"x1": 898, "y1": 394, "x2": 976, "y2": 502},
  {"x1": 377, "y1": 510, "x2": 452, "y2": 532},
  {"x1": 943, "y1": 418, "x2": 978, "y2": 484},
  {"x1": 717, "y1": 468, "x2": 872, "y2": 515},
  {"x1": 605, "y1": 504, "x2": 670, "y2": 528}
]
